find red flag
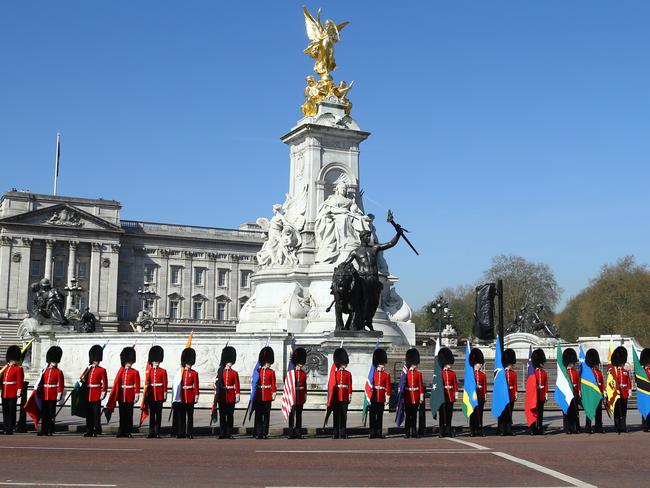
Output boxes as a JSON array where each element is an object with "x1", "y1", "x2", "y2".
[
  {"x1": 524, "y1": 374, "x2": 538, "y2": 427},
  {"x1": 323, "y1": 363, "x2": 337, "y2": 427},
  {"x1": 139, "y1": 363, "x2": 151, "y2": 427},
  {"x1": 23, "y1": 390, "x2": 42, "y2": 428}
]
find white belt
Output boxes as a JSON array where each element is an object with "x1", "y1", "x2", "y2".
[
  {"x1": 374, "y1": 386, "x2": 386, "y2": 390},
  {"x1": 89, "y1": 384, "x2": 102, "y2": 388},
  {"x1": 44, "y1": 384, "x2": 58, "y2": 388},
  {"x1": 182, "y1": 386, "x2": 194, "y2": 390},
  {"x1": 224, "y1": 385, "x2": 236, "y2": 389},
  {"x1": 4, "y1": 381, "x2": 16, "y2": 385},
  {"x1": 509, "y1": 386, "x2": 515, "y2": 389},
  {"x1": 445, "y1": 386, "x2": 454, "y2": 389},
  {"x1": 259, "y1": 385, "x2": 272, "y2": 389},
  {"x1": 296, "y1": 387, "x2": 305, "y2": 390},
  {"x1": 123, "y1": 385, "x2": 135, "y2": 389},
  {"x1": 337, "y1": 384, "x2": 348, "y2": 388},
  {"x1": 406, "y1": 387, "x2": 419, "y2": 391},
  {"x1": 151, "y1": 383, "x2": 164, "y2": 387}
]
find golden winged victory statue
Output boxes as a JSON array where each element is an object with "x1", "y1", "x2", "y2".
[{"x1": 301, "y1": 6, "x2": 354, "y2": 117}]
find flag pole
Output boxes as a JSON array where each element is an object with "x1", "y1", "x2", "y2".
[{"x1": 53, "y1": 133, "x2": 61, "y2": 195}]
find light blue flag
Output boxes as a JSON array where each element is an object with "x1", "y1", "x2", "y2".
[
  {"x1": 578, "y1": 345, "x2": 586, "y2": 373},
  {"x1": 461, "y1": 342, "x2": 479, "y2": 418},
  {"x1": 491, "y1": 336, "x2": 510, "y2": 418}
]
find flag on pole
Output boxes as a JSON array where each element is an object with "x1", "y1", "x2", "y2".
[
  {"x1": 185, "y1": 331, "x2": 194, "y2": 348},
  {"x1": 554, "y1": 342, "x2": 574, "y2": 414},
  {"x1": 527, "y1": 345, "x2": 534, "y2": 378},
  {"x1": 53, "y1": 133, "x2": 61, "y2": 195},
  {"x1": 579, "y1": 345, "x2": 586, "y2": 373},
  {"x1": 70, "y1": 367, "x2": 91, "y2": 419},
  {"x1": 281, "y1": 337, "x2": 297, "y2": 421},
  {"x1": 605, "y1": 364, "x2": 620, "y2": 417},
  {"x1": 323, "y1": 362, "x2": 337, "y2": 427},
  {"x1": 430, "y1": 339, "x2": 444, "y2": 420},
  {"x1": 394, "y1": 362, "x2": 408, "y2": 427},
  {"x1": 633, "y1": 348, "x2": 650, "y2": 421},
  {"x1": 607, "y1": 338, "x2": 614, "y2": 364},
  {"x1": 23, "y1": 368, "x2": 45, "y2": 428},
  {"x1": 362, "y1": 341, "x2": 380, "y2": 424},
  {"x1": 491, "y1": 335, "x2": 510, "y2": 418},
  {"x1": 461, "y1": 341, "x2": 479, "y2": 419},
  {"x1": 244, "y1": 359, "x2": 261, "y2": 425},
  {"x1": 524, "y1": 347, "x2": 538, "y2": 427},
  {"x1": 580, "y1": 353, "x2": 604, "y2": 422}
]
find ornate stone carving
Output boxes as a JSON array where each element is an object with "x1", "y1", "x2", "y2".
[
  {"x1": 45, "y1": 208, "x2": 84, "y2": 227},
  {"x1": 68, "y1": 240, "x2": 79, "y2": 250},
  {"x1": 91, "y1": 242, "x2": 103, "y2": 251},
  {"x1": 21, "y1": 237, "x2": 33, "y2": 246},
  {"x1": 207, "y1": 252, "x2": 218, "y2": 261},
  {"x1": 0, "y1": 236, "x2": 13, "y2": 246},
  {"x1": 110, "y1": 243, "x2": 121, "y2": 253},
  {"x1": 101, "y1": 258, "x2": 110, "y2": 268},
  {"x1": 159, "y1": 248, "x2": 172, "y2": 258},
  {"x1": 184, "y1": 251, "x2": 196, "y2": 259},
  {"x1": 304, "y1": 349, "x2": 328, "y2": 376},
  {"x1": 11, "y1": 252, "x2": 21, "y2": 263},
  {"x1": 45, "y1": 239, "x2": 56, "y2": 249}
]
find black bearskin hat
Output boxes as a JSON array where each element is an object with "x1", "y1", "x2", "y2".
[
  {"x1": 46, "y1": 345, "x2": 63, "y2": 364},
  {"x1": 333, "y1": 347, "x2": 349, "y2": 368},
  {"x1": 181, "y1": 347, "x2": 196, "y2": 366},
  {"x1": 258, "y1": 346, "x2": 274, "y2": 365},
  {"x1": 6, "y1": 345, "x2": 21, "y2": 363},
  {"x1": 437, "y1": 347, "x2": 454, "y2": 367},
  {"x1": 292, "y1": 347, "x2": 307, "y2": 366},
  {"x1": 373, "y1": 348, "x2": 388, "y2": 367},
  {"x1": 585, "y1": 348, "x2": 601, "y2": 368},
  {"x1": 531, "y1": 348, "x2": 546, "y2": 368},
  {"x1": 640, "y1": 348, "x2": 650, "y2": 367},
  {"x1": 120, "y1": 346, "x2": 136, "y2": 366},
  {"x1": 89, "y1": 344, "x2": 103, "y2": 363},
  {"x1": 469, "y1": 348, "x2": 484, "y2": 367},
  {"x1": 502, "y1": 348, "x2": 517, "y2": 367},
  {"x1": 405, "y1": 348, "x2": 420, "y2": 367},
  {"x1": 611, "y1": 346, "x2": 627, "y2": 367},
  {"x1": 220, "y1": 346, "x2": 237, "y2": 366},
  {"x1": 562, "y1": 347, "x2": 578, "y2": 367},
  {"x1": 148, "y1": 345, "x2": 164, "y2": 364}
]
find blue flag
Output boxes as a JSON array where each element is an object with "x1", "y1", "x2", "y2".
[
  {"x1": 394, "y1": 364, "x2": 408, "y2": 427},
  {"x1": 527, "y1": 345, "x2": 534, "y2": 378},
  {"x1": 579, "y1": 345, "x2": 586, "y2": 373},
  {"x1": 491, "y1": 336, "x2": 510, "y2": 418},
  {"x1": 461, "y1": 342, "x2": 479, "y2": 418},
  {"x1": 244, "y1": 360, "x2": 261, "y2": 423}
]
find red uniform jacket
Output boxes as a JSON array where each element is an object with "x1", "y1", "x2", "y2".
[
  {"x1": 535, "y1": 368, "x2": 548, "y2": 402},
  {"x1": 1, "y1": 364, "x2": 24, "y2": 399},
  {"x1": 180, "y1": 368, "x2": 199, "y2": 404},
  {"x1": 113, "y1": 367, "x2": 141, "y2": 404},
  {"x1": 333, "y1": 368, "x2": 352, "y2": 402},
  {"x1": 405, "y1": 368, "x2": 424, "y2": 404},
  {"x1": 146, "y1": 366, "x2": 168, "y2": 402},
  {"x1": 593, "y1": 368, "x2": 605, "y2": 393},
  {"x1": 41, "y1": 366, "x2": 64, "y2": 401},
  {"x1": 474, "y1": 369, "x2": 487, "y2": 402},
  {"x1": 295, "y1": 369, "x2": 307, "y2": 405},
  {"x1": 442, "y1": 368, "x2": 458, "y2": 403},
  {"x1": 85, "y1": 365, "x2": 108, "y2": 402},
  {"x1": 372, "y1": 369, "x2": 391, "y2": 403},
  {"x1": 505, "y1": 368, "x2": 517, "y2": 402},
  {"x1": 567, "y1": 368, "x2": 580, "y2": 398},
  {"x1": 614, "y1": 367, "x2": 631, "y2": 399},
  {"x1": 218, "y1": 367, "x2": 240, "y2": 404},
  {"x1": 255, "y1": 367, "x2": 277, "y2": 402}
]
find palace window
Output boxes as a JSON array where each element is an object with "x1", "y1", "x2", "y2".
[
  {"x1": 144, "y1": 264, "x2": 156, "y2": 283},
  {"x1": 169, "y1": 300, "x2": 179, "y2": 319},
  {"x1": 193, "y1": 301, "x2": 203, "y2": 320},
  {"x1": 216, "y1": 302, "x2": 226, "y2": 321},
  {"x1": 119, "y1": 265, "x2": 131, "y2": 282},
  {"x1": 54, "y1": 260, "x2": 65, "y2": 279},
  {"x1": 77, "y1": 262, "x2": 87, "y2": 279},
  {"x1": 30, "y1": 259, "x2": 42, "y2": 277},
  {"x1": 118, "y1": 299, "x2": 129, "y2": 320},
  {"x1": 170, "y1": 266, "x2": 181, "y2": 285},
  {"x1": 218, "y1": 269, "x2": 228, "y2": 287},
  {"x1": 194, "y1": 268, "x2": 204, "y2": 286},
  {"x1": 240, "y1": 271, "x2": 250, "y2": 289}
]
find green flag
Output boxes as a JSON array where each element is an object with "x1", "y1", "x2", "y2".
[
  {"x1": 579, "y1": 357, "x2": 604, "y2": 421},
  {"x1": 430, "y1": 354, "x2": 444, "y2": 420},
  {"x1": 70, "y1": 381, "x2": 88, "y2": 418}
]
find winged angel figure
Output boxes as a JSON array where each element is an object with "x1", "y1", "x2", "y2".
[
  {"x1": 303, "y1": 6, "x2": 349, "y2": 79},
  {"x1": 256, "y1": 185, "x2": 309, "y2": 267}
]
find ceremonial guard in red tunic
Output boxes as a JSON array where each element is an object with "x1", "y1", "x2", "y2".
[
  {"x1": 216, "y1": 346, "x2": 239, "y2": 439},
  {"x1": 254, "y1": 346, "x2": 276, "y2": 439},
  {"x1": 530, "y1": 348, "x2": 548, "y2": 436},
  {"x1": 289, "y1": 347, "x2": 307, "y2": 439},
  {"x1": 498, "y1": 348, "x2": 517, "y2": 436},
  {"x1": 469, "y1": 348, "x2": 486, "y2": 437},
  {"x1": 113, "y1": 347, "x2": 140, "y2": 438},
  {"x1": 438, "y1": 347, "x2": 457, "y2": 438},
  {"x1": 39, "y1": 346, "x2": 64, "y2": 436},
  {"x1": 330, "y1": 348, "x2": 352, "y2": 439},
  {"x1": 611, "y1": 346, "x2": 630, "y2": 434},
  {"x1": 641, "y1": 348, "x2": 650, "y2": 433},
  {"x1": 84, "y1": 345, "x2": 108, "y2": 437},
  {"x1": 584, "y1": 348, "x2": 604, "y2": 434},
  {"x1": 562, "y1": 348, "x2": 580, "y2": 434},
  {"x1": 369, "y1": 348, "x2": 391, "y2": 439},
  {"x1": 403, "y1": 348, "x2": 424, "y2": 438},
  {"x1": 1, "y1": 345, "x2": 24, "y2": 435},
  {"x1": 145, "y1": 346, "x2": 167, "y2": 438},
  {"x1": 177, "y1": 347, "x2": 199, "y2": 439}
]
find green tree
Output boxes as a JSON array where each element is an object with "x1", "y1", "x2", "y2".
[{"x1": 413, "y1": 285, "x2": 475, "y2": 337}]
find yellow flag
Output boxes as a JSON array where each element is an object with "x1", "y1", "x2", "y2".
[
  {"x1": 607, "y1": 338, "x2": 614, "y2": 364},
  {"x1": 605, "y1": 366, "x2": 619, "y2": 416},
  {"x1": 185, "y1": 330, "x2": 194, "y2": 348}
]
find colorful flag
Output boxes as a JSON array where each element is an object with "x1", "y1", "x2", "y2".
[
  {"x1": 554, "y1": 342, "x2": 574, "y2": 414},
  {"x1": 362, "y1": 341, "x2": 380, "y2": 424},
  {"x1": 605, "y1": 365, "x2": 620, "y2": 416},
  {"x1": 633, "y1": 348, "x2": 650, "y2": 421},
  {"x1": 23, "y1": 368, "x2": 44, "y2": 428},
  {"x1": 524, "y1": 347, "x2": 538, "y2": 427},
  {"x1": 429, "y1": 339, "x2": 444, "y2": 420},
  {"x1": 491, "y1": 336, "x2": 510, "y2": 418},
  {"x1": 527, "y1": 345, "x2": 534, "y2": 378},
  {"x1": 462, "y1": 342, "x2": 479, "y2": 419},
  {"x1": 394, "y1": 363, "x2": 408, "y2": 426},
  {"x1": 580, "y1": 354, "x2": 604, "y2": 422},
  {"x1": 244, "y1": 359, "x2": 261, "y2": 424},
  {"x1": 281, "y1": 337, "x2": 297, "y2": 421},
  {"x1": 138, "y1": 362, "x2": 152, "y2": 427},
  {"x1": 607, "y1": 338, "x2": 614, "y2": 364},
  {"x1": 70, "y1": 367, "x2": 90, "y2": 419}
]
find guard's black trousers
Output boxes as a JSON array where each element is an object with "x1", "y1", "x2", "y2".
[
  {"x1": 148, "y1": 400, "x2": 163, "y2": 436},
  {"x1": 405, "y1": 403, "x2": 419, "y2": 437},
  {"x1": 40, "y1": 399, "x2": 57, "y2": 435},
  {"x1": 86, "y1": 401, "x2": 101, "y2": 435},
  {"x1": 563, "y1": 399, "x2": 579, "y2": 434},
  {"x1": 438, "y1": 401, "x2": 454, "y2": 436},
  {"x1": 332, "y1": 400, "x2": 348, "y2": 438},
  {"x1": 176, "y1": 403, "x2": 194, "y2": 438},
  {"x1": 614, "y1": 398, "x2": 628, "y2": 433},
  {"x1": 369, "y1": 402, "x2": 384, "y2": 437},
  {"x1": 2, "y1": 398, "x2": 17, "y2": 434},
  {"x1": 498, "y1": 401, "x2": 514, "y2": 435},
  {"x1": 469, "y1": 399, "x2": 485, "y2": 434},
  {"x1": 219, "y1": 402, "x2": 235, "y2": 437},
  {"x1": 288, "y1": 404, "x2": 303, "y2": 437},
  {"x1": 530, "y1": 401, "x2": 545, "y2": 434},
  {"x1": 254, "y1": 400, "x2": 271, "y2": 438},
  {"x1": 118, "y1": 402, "x2": 134, "y2": 436},
  {"x1": 585, "y1": 400, "x2": 603, "y2": 432}
]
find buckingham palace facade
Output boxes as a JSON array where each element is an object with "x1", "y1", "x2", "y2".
[{"x1": 0, "y1": 190, "x2": 264, "y2": 346}]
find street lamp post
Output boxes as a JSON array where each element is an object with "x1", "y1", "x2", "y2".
[{"x1": 431, "y1": 296, "x2": 451, "y2": 342}]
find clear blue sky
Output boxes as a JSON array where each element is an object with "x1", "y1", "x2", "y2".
[{"x1": 2, "y1": 1, "x2": 649, "y2": 312}]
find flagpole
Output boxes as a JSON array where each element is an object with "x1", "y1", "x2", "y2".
[{"x1": 53, "y1": 133, "x2": 61, "y2": 196}]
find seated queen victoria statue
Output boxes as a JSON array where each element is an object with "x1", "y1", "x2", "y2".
[{"x1": 314, "y1": 179, "x2": 370, "y2": 264}]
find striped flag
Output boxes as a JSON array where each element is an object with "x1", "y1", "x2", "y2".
[
  {"x1": 580, "y1": 354, "x2": 604, "y2": 422},
  {"x1": 461, "y1": 341, "x2": 478, "y2": 419},
  {"x1": 281, "y1": 338, "x2": 297, "y2": 421},
  {"x1": 362, "y1": 341, "x2": 380, "y2": 424},
  {"x1": 554, "y1": 342, "x2": 575, "y2": 414},
  {"x1": 633, "y1": 348, "x2": 650, "y2": 421}
]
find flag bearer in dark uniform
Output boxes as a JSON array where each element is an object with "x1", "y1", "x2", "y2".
[
  {"x1": 369, "y1": 348, "x2": 391, "y2": 439},
  {"x1": 641, "y1": 348, "x2": 650, "y2": 433},
  {"x1": 331, "y1": 347, "x2": 352, "y2": 439},
  {"x1": 584, "y1": 348, "x2": 604, "y2": 434},
  {"x1": 438, "y1": 347, "x2": 457, "y2": 438},
  {"x1": 216, "y1": 346, "x2": 239, "y2": 439},
  {"x1": 39, "y1": 346, "x2": 64, "y2": 436},
  {"x1": 530, "y1": 348, "x2": 548, "y2": 435},
  {"x1": 611, "y1": 346, "x2": 630, "y2": 434},
  {"x1": 84, "y1": 345, "x2": 108, "y2": 437},
  {"x1": 403, "y1": 348, "x2": 424, "y2": 438},
  {"x1": 562, "y1": 348, "x2": 580, "y2": 434},
  {"x1": 498, "y1": 348, "x2": 517, "y2": 436},
  {"x1": 145, "y1": 346, "x2": 167, "y2": 438},
  {"x1": 1, "y1": 345, "x2": 24, "y2": 435},
  {"x1": 177, "y1": 347, "x2": 199, "y2": 439},
  {"x1": 115, "y1": 347, "x2": 140, "y2": 438},
  {"x1": 469, "y1": 347, "x2": 486, "y2": 437},
  {"x1": 254, "y1": 346, "x2": 276, "y2": 439},
  {"x1": 289, "y1": 347, "x2": 307, "y2": 439}
]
